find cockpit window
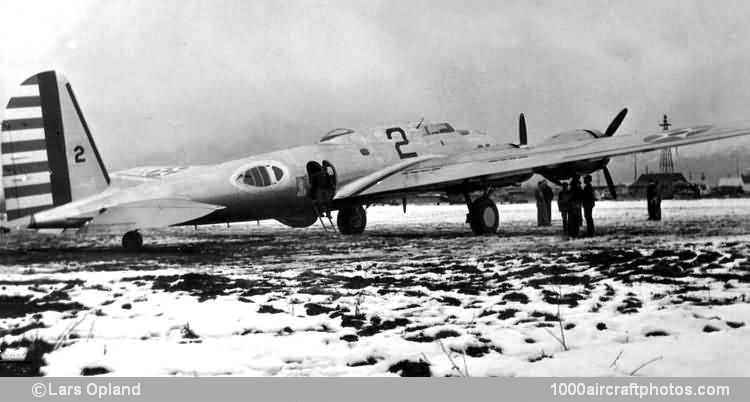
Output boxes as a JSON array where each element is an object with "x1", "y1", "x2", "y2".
[
  {"x1": 320, "y1": 128, "x2": 355, "y2": 142},
  {"x1": 424, "y1": 123, "x2": 455, "y2": 135}
]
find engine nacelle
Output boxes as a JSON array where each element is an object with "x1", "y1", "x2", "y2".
[
  {"x1": 540, "y1": 129, "x2": 602, "y2": 146},
  {"x1": 535, "y1": 129, "x2": 608, "y2": 181}
]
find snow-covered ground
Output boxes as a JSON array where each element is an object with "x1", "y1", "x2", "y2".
[{"x1": 1, "y1": 199, "x2": 750, "y2": 376}]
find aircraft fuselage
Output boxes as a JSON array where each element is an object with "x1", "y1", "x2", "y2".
[{"x1": 26, "y1": 123, "x2": 504, "y2": 229}]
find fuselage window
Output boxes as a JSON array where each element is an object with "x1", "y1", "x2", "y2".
[
  {"x1": 259, "y1": 166, "x2": 271, "y2": 185},
  {"x1": 242, "y1": 169, "x2": 257, "y2": 186},
  {"x1": 250, "y1": 168, "x2": 264, "y2": 186},
  {"x1": 234, "y1": 162, "x2": 287, "y2": 190},
  {"x1": 360, "y1": 148, "x2": 370, "y2": 155},
  {"x1": 241, "y1": 166, "x2": 276, "y2": 187}
]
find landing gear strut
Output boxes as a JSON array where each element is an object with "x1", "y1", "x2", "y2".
[
  {"x1": 337, "y1": 205, "x2": 367, "y2": 235},
  {"x1": 466, "y1": 196, "x2": 499, "y2": 235},
  {"x1": 122, "y1": 230, "x2": 143, "y2": 250}
]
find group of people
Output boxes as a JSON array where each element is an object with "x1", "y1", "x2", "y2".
[
  {"x1": 535, "y1": 175, "x2": 597, "y2": 237},
  {"x1": 536, "y1": 176, "x2": 664, "y2": 237}
]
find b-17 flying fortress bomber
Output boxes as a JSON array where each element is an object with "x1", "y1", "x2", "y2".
[{"x1": 2, "y1": 71, "x2": 750, "y2": 249}]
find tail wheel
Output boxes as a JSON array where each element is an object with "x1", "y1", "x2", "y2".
[
  {"x1": 337, "y1": 205, "x2": 367, "y2": 235},
  {"x1": 468, "y1": 197, "x2": 499, "y2": 235},
  {"x1": 122, "y1": 230, "x2": 143, "y2": 250}
]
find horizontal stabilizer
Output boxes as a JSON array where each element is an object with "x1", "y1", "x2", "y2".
[
  {"x1": 79, "y1": 198, "x2": 224, "y2": 234},
  {"x1": 110, "y1": 166, "x2": 193, "y2": 183}
]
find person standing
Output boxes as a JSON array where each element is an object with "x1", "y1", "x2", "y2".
[
  {"x1": 542, "y1": 180, "x2": 554, "y2": 225},
  {"x1": 582, "y1": 175, "x2": 597, "y2": 236},
  {"x1": 653, "y1": 181, "x2": 662, "y2": 221},
  {"x1": 568, "y1": 177, "x2": 583, "y2": 237},
  {"x1": 654, "y1": 184, "x2": 662, "y2": 220},
  {"x1": 557, "y1": 182, "x2": 572, "y2": 233},
  {"x1": 535, "y1": 181, "x2": 549, "y2": 226},
  {"x1": 646, "y1": 179, "x2": 661, "y2": 221}
]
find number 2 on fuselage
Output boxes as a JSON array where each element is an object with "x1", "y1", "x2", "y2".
[{"x1": 385, "y1": 127, "x2": 418, "y2": 159}]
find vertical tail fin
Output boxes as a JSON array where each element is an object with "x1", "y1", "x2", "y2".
[{"x1": 1, "y1": 71, "x2": 109, "y2": 222}]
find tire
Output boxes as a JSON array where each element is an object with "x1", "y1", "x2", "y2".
[
  {"x1": 337, "y1": 205, "x2": 367, "y2": 235},
  {"x1": 122, "y1": 230, "x2": 143, "y2": 250},
  {"x1": 468, "y1": 197, "x2": 499, "y2": 235}
]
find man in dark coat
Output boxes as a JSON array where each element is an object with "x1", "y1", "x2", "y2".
[
  {"x1": 535, "y1": 181, "x2": 550, "y2": 226},
  {"x1": 582, "y1": 174, "x2": 597, "y2": 236},
  {"x1": 646, "y1": 179, "x2": 661, "y2": 221},
  {"x1": 568, "y1": 177, "x2": 583, "y2": 237},
  {"x1": 557, "y1": 182, "x2": 572, "y2": 233},
  {"x1": 542, "y1": 180, "x2": 554, "y2": 225}
]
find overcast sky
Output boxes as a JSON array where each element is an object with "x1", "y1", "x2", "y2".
[{"x1": 2, "y1": 0, "x2": 750, "y2": 180}]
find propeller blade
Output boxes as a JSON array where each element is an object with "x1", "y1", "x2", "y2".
[
  {"x1": 602, "y1": 167, "x2": 617, "y2": 200},
  {"x1": 519, "y1": 113, "x2": 527, "y2": 146},
  {"x1": 603, "y1": 108, "x2": 628, "y2": 137}
]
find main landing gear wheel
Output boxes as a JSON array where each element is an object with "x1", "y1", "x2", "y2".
[
  {"x1": 122, "y1": 230, "x2": 143, "y2": 250},
  {"x1": 337, "y1": 205, "x2": 367, "y2": 235},
  {"x1": 467, "y1": 197, "x2": 499, "y2": 235}
]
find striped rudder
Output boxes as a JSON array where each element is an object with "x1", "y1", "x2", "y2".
[{"x1": 1, "y1": 71, "x2": 109, "y2": 222}]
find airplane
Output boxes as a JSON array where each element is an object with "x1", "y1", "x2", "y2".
[{"x1": 2, "y1": 70, "x2": 750, "y2": 250}]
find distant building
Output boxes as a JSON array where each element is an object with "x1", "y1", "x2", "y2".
[
  {"x1": 716, "y1": 177, "x2": 745, "y2": 196},
  {"x1": 718, "y1": 177, "x2": 744, "y2": 188},
  {"x1": 629, "y1": 173, "x2": 693, "y2": 199}
]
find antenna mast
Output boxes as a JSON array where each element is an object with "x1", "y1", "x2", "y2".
[{"x1": 658, "y1": 114, "x2": 674, "y2": 174}]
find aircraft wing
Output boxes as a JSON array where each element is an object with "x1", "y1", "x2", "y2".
[
  {"x1": 30, "y1": 198, "x2": 225, "y2": 234},
  {"x1": 334, "y1": 155, "x2": 445, "y2": 199},
  {"x1": 338, "y1": 122, "x2": 750, "y2": 199}
]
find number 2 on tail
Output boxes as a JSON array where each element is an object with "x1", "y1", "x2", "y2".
[
  {"x1": 386, "y1": 127, "x2": 418, "y2": 159},
  {"x1": 74, "y1": 146, "x2": 86, "y2": 163}
]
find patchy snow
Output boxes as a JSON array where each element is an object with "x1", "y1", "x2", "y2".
[{"x1": 1, "y1": 199, "x2": 750, "y2": 376}]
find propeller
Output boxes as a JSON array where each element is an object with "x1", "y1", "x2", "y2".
[
  {"x1": 599, "y1": 108, "x2": 627, "y2": 199},
  {"x1": 526, "y1": 108, "x2": 625, "y2": 200},
  {"x1": 603, "y1": 108, "x2": 628, "y2": 137},
  {"x1": 587, "y1": 108, "x2": 627, "y2": 199},
  {"x1": 602, "y1": 166, "x2": 617, "y2": 200}
]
